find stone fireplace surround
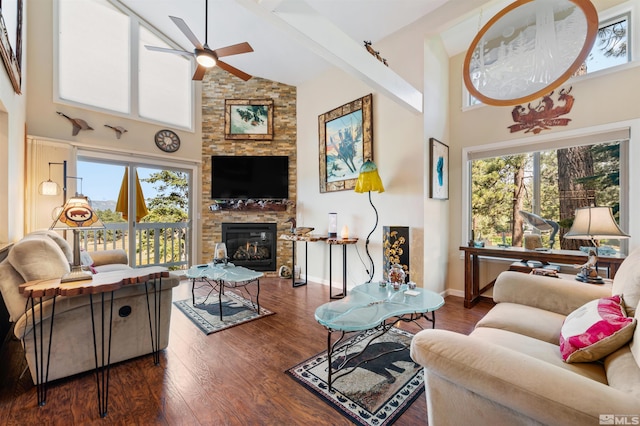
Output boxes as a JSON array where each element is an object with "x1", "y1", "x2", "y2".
[{"x1": 200, "y1": 67, "x2": 297, "y2": 276}]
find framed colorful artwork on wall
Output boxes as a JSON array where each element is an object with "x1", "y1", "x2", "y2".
[
  {"x1": 319, "y1": 93, "x2": 373, "y2": 193},
  {"x1": 429, "y1": 138, "x2": 449, "y2": 200}
]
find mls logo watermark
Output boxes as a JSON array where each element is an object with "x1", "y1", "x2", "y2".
[{"x1": 600, "y1": 414, "x2": 640, "y2": 425}]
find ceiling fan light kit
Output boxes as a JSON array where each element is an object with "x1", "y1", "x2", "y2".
[
  {"x1": 145, "y1": 0, "x2": 253, "y2": 81},
  {"x1": 196, "y1": 49, "x2": 216, "y2": 67}
]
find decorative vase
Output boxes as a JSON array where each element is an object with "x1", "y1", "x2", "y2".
[{"x1": 388, "y1": 263, "x2": 406, "y2": 285}]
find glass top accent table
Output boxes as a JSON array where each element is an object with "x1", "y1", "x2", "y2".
[
  {"x1": 315, "y1": 282, "x2": 444, "y2": 390},
  {"x1": 186, "y1": 263, "x2": 264, "y2": 320}
]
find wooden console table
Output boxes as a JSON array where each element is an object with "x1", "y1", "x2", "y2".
[
  {"x1": 279, "y1": 234, "x2": 358, "y2": 298},
  {"x1": 279, "y1": 233, "x2": 328, "y2": 287},
  {"x1": 459, "y1": 246, "x2": 626, "y2": 308}
]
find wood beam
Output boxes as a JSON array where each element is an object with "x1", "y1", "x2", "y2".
[{"x1": 237, "y1": 0, "x2": 423, "y2": 113}]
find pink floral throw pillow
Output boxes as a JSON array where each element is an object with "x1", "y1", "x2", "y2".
[{"x1": 560, "y1": 295, "x2": 636, "y2": 363}]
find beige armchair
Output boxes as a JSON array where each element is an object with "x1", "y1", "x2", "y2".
[{"x1": 0, "y1": 231, "x2": 180, "y2": 383}]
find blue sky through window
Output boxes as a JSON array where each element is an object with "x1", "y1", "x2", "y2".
[{"x1": 77, "y1": 162, "x2": 159, "y2": 204}]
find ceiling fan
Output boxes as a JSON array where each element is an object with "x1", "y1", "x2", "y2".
[{"x1": 145, "y1": 0, "x2": 253, "y2": 81}]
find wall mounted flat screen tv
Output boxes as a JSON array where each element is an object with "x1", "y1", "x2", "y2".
[{"x1": 211, "y1": 155, "x2": 289, "y2": 199}]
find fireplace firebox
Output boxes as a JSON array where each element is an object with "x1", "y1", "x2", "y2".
[{"x1": 221, "y1": 223, "x2": 277, "y2": 271}]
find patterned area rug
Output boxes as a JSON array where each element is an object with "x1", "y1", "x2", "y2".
[
  {"x1": 173, "y1": 292, "x2": 274, "y2": 335},
  {"x1": 286, "y1": 327, "x2": 423, "y2": 425}
]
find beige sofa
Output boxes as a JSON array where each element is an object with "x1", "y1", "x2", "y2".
[
  {"x1": 0, "y1": 230, "x2": 180, "y2": 383},
  {"x1": 411, "y1": 248, "x2": 640, "y2": 425}
]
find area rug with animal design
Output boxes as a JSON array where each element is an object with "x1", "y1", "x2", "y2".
[
  {"x1": 286, "y1": 327, "x2": 423, "y2": 426},
  {"x1": 173, "y1": 291, "x2": 274, "y2": 335}
]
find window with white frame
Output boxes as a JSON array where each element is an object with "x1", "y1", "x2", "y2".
[
  {"x1": 584, "y1": 12, "x2": 630, "y2": 73},
  {"x1": 56, "y1": 0, "x2": 193, "y2": 129},
  {"x1": 467, "y1": 11, "x2": 632, "y2": 107},
  {"x1": 467, "y1": 131, "x2": 629, "y2": 254}
]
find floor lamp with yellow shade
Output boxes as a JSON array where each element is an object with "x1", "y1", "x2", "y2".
[{"x1": 354, "y1": 160, "x2": 384, "y2": 283}]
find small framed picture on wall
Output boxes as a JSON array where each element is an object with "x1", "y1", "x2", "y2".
[
  {"x1": 225, "y1": 99, "x2": 274, "y2": 140},
  {"x1": 429, "y1": 138, "x2": 448, "y2": 200}
]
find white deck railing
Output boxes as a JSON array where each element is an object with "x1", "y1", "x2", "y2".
[{"x1": 79, "y1": 222, "x2": 190, "y2": 269}]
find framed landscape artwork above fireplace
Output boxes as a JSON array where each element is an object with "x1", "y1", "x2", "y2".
[{"x1": 225, "y1": 99, "x2": 274, "y2": 140}]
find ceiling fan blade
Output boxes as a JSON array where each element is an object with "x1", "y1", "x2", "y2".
[
  {"x1": 213, "y1": 42, "x2": 254, "y2": 58},
  {"x1": 145, "y1": 45, "x2": 193, "y2": 57},
  {"x1": 169, "y1": 16, "x2": 204, "y2": 50},
  {"x1": 217, "y1": 60, "x2": 252, "y2": 81},
  {"x1": 192, "y1": 64, "x2": 207, "y2": 81}
]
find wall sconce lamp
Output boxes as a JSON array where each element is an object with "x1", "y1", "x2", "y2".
[
  {"x1": 354, "y1": 160, "x2": 385, "y2": 283},
  {"x1": 38, "y1": 161, "x2": 67, "y2": 198},
  {"x1": 39, "y1": 159, "x2": 85, "y2": 202}
]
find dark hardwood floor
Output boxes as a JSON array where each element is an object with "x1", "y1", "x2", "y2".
[{"x1": 0, "y1": 277, "x2": 493, "y2": 425}]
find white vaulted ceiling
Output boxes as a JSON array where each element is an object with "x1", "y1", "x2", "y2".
[{"x1": 118, "y1": 0, "x2": 511, "y2": 110}]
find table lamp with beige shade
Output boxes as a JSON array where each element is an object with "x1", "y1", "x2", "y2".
[{"x1": 564, "y1": 206, "x2": 629, "y2": 283}]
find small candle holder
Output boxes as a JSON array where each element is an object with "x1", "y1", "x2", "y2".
[
  {"x1": 407, "y1": 281, "x2": 417, "y2": 289},
  {"x1": 378, "y1": 281, "x2": 387, "y2": 288},
  {"x1": 214, "y1": 242, "x2": 228, "y2": 266}
]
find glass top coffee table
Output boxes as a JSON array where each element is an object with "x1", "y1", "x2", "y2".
[
  {"x1": 186, "y1": 263, "x2": 263, "y2": 320},
  {"x1": 315, "y1": 282, "x2": 444, "y2": 390}
]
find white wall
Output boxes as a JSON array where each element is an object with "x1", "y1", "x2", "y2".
[
  {"x1": 294, "y1": 2, "x2": 459, "y2": 292},
  {"x1": 422, "y1": 36, "x2": 450, "y2": 293},
  {"x1": 26, "y1": 2, "x2": 203, "y2": 161},
  {"x1": 23, "y1": 2, "x2": 204, "y2": 253}
]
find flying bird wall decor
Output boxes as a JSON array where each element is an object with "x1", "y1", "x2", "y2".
[
  {"x1": 364, "y1": 41, "x2": 388, "y2": 66},
  {"x1": 56, "y1": 111, "x2": 94, "y2": 136},
  {"x1": 104, "y1": 124, "x2": 128, "y2": 139}
]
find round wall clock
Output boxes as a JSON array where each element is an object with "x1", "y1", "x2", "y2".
[{"x1": 154, "y1": 129, "x2": 181, "y2": 153}]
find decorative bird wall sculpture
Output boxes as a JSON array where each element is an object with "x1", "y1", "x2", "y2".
[
  {"x1": 284, "y1": 217, "x2": 314, "y2": 235},
  {"x1": 104, "y1": 124, "x2": 128, "y2": 139},
  {"x1": 56, "y1": 112, "x2": 94, "y2": 136}
]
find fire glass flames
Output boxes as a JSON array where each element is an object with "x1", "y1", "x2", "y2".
[
  {"x1": 233, "y1": 241, "x2": 270, "y2": 261},
  {"x1": 221, "y1": 223, "x2": 277, "y2": 271}
]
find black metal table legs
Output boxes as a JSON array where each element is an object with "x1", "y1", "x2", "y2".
[
  {"x1": 145, "y1": 276, "x2": 163, "y2": 365},
  {"x1": 291, "y1": 240, "x2": 308, "y2": 287},
  {"x1": 89, "y1": 292, "x2": 114, "y2": 418},
  {"x1": 324, "y1": 311, "x2": 437, "y2": 391},
  {"x1": 27, "y1": 296, "x2": 57, "y2": 406},
  {"x1": 329, "y1": 244, "x2": 348, "y2": 299},
  {"x1": 191, "y1": 277, "x2": 261, "y2": 320}
]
